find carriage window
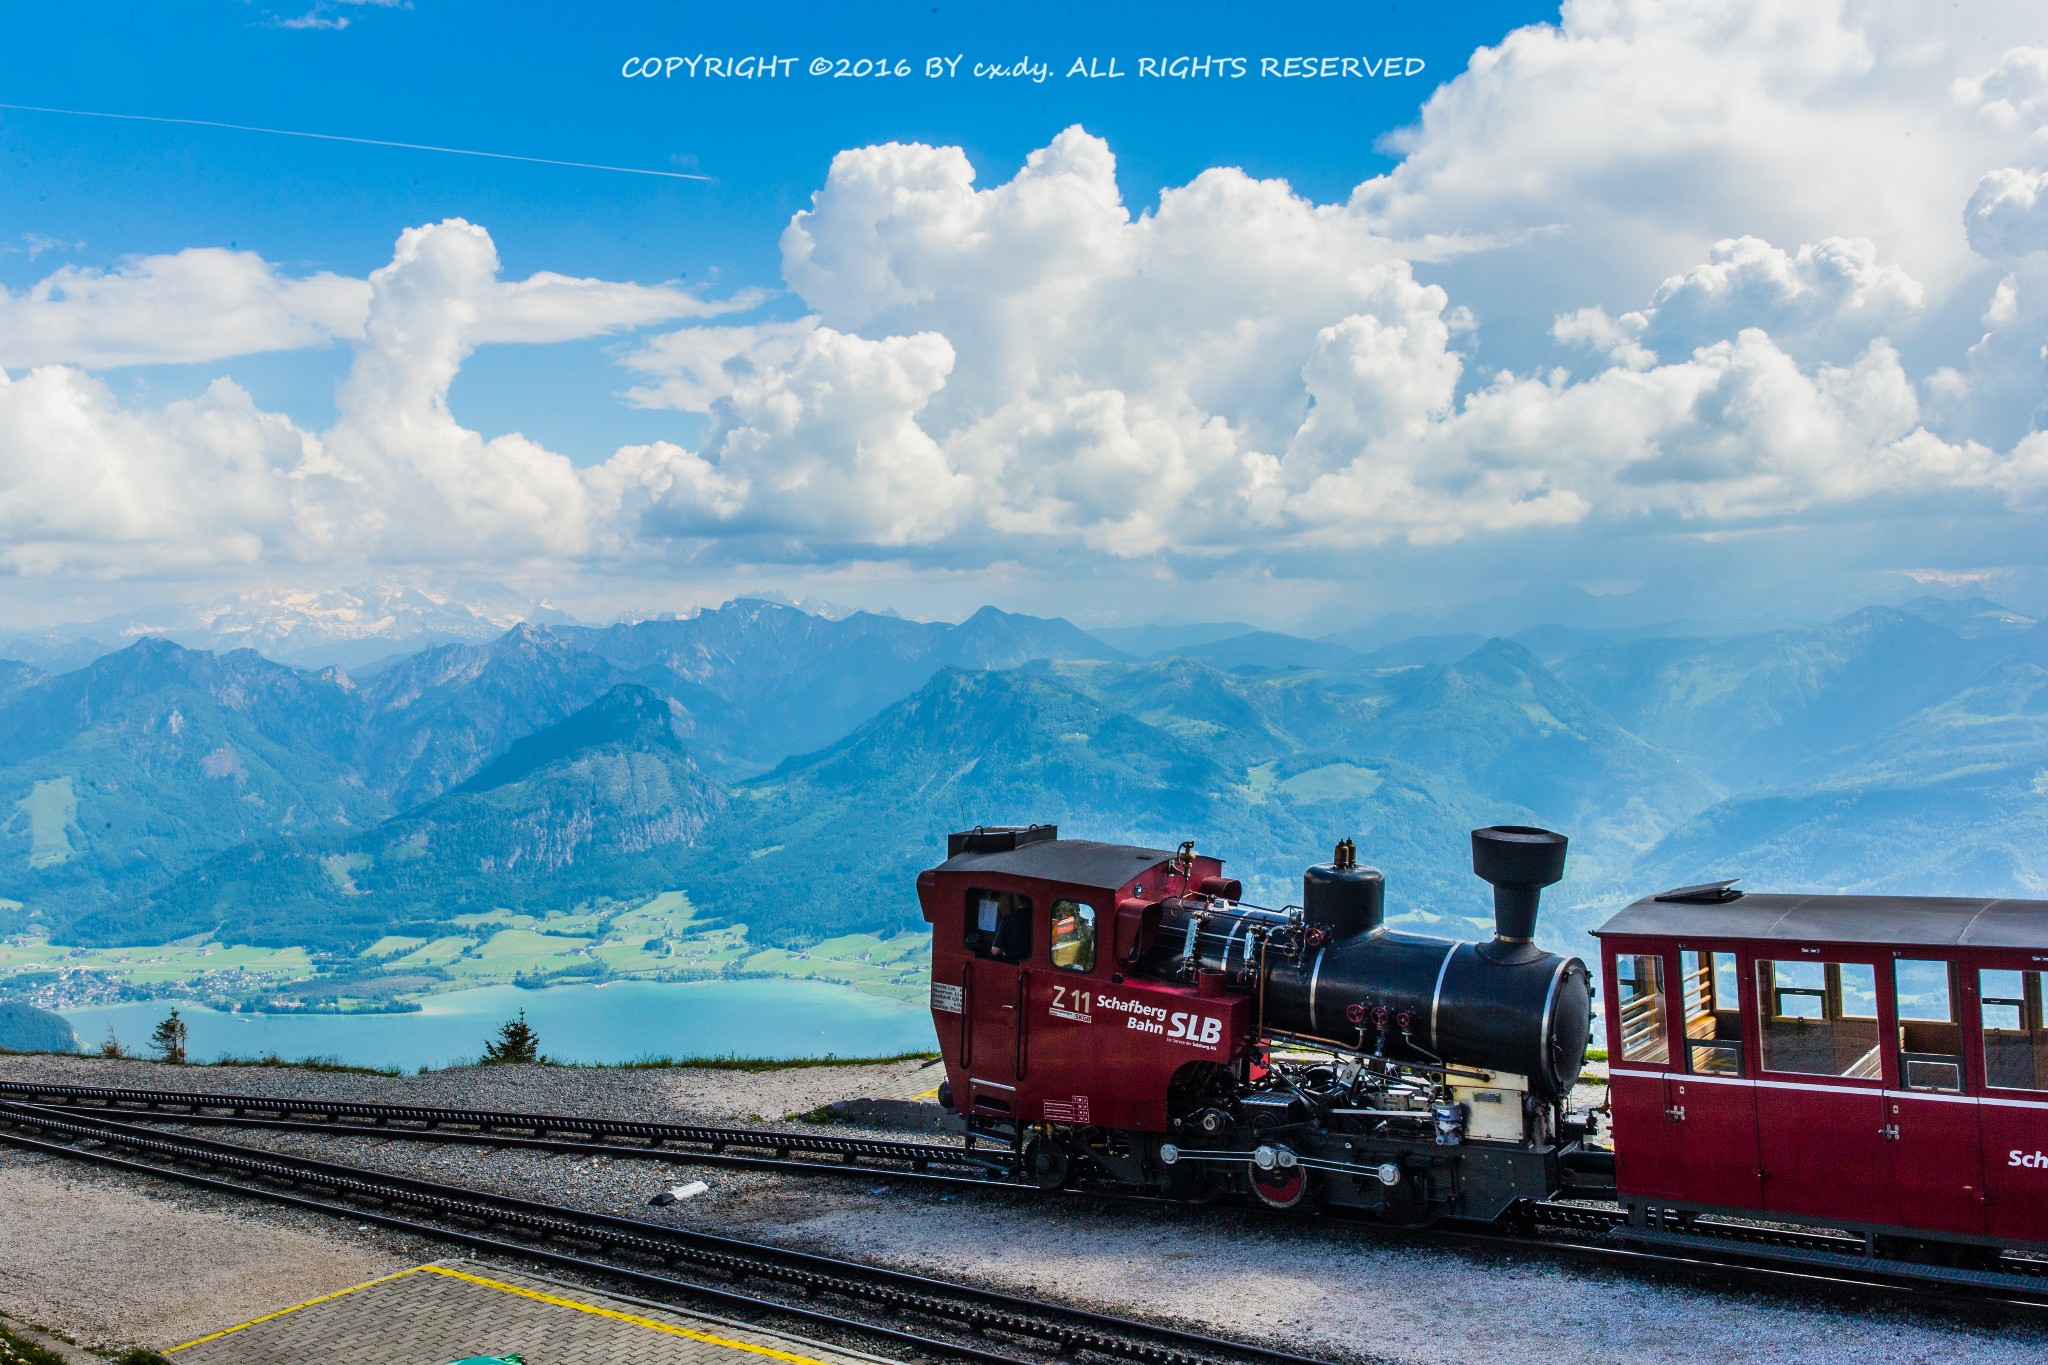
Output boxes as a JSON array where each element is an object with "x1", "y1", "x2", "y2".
[
  {"x1": 1615, "y1": 953, "x2": 1670, "y2": 1064},
  {"x1": 1981, "y1": 968, "x2": 2048, "y2": 1092},
  {"x1": 1682, "y1": 949, "x2": 1744, "y2": 1076},
  {"x1": 1758, "y1": 959, "x2": 1881, "y2": 1079},
  {"x1": 964, "y1": 888, "x2": 1033, "y2": 964},
  {"x1": 1049, "y1": 900, "x2": 1096, "y2": 972},
  {"x1": 1893, "y1": 959, "x2": 1963, "y2": 1093}
]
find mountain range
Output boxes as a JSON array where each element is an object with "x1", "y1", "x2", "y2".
[{"x1": 2, "y1": 590, "x2": 2046, "y2": 968}]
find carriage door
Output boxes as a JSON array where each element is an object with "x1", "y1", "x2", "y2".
[
  {"x1": 1884, "y1": 955, "x2": 1984, "y2": 1236},
  {"x1": 1606, "y1": 945, "x2": 1688, "y2": 1202},
  {"x1": 1667, "y1": 948, "x2": 1762, "y2": 1210},
  {"x1": 961, "y1": 888, "x2": 1032, "y2": 1115},
  {"x1": 1753, "y1": 952, "x2": 1890, "y2": 1222},
  {"x1": 1972, "y1": 956, "x2": 2048, "y2": 1243}
]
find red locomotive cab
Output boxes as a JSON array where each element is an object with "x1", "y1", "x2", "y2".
[{"x1": 919, "y1": 827, "x2": 1254, "y2": 1145}]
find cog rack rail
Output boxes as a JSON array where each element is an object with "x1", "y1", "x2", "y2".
[{"x1": 0, "y1": 1078, "x2": 1002, "y2": 1176}]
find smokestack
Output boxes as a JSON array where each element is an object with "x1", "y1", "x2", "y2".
[{"x1": 1470, "y1": 825, "x2": 1567, "y2": 961}]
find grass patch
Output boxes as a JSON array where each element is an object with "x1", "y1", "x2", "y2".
[
  {"x1": 0, "y1": 1320, "x2": 69, "y2": 1365},
  {"x1": 17, "y1": 776, "x2": 79, "y2": 870},
  {"x1": 207, "y1": 1052, "x2": 404, "y2": 1077},
  {"x1": 1583, "y1": 1047, "x2": 1608, "y2": 1063},
  {"x1": 587, "y1": 1050, "x2": 940, "y2": 1072},
  {"x1": 0, "y1": 1048, "x2": 404, "y2": 1077}
]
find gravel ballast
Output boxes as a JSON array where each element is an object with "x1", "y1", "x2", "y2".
[
  {"x1": 0, "y1": 1151, "x2": 423, "y2": 1354},
  {"x1": 2, "y1": 1052, "x2": 2040, "y2": 1363}
]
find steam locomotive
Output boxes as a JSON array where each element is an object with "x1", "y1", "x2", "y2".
[
  {"x1": 918, "y1": 824, "x2": 1597, "y2": 1222},
  {"x1": 921, "y1": 823, "x2": 2048, "y2": 1261}
]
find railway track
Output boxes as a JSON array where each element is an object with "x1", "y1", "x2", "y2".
[
  {"x1": 0, "y1": 1098, "x2": 1343, "y2": 1365},
  {"x1": 0, "y1": 1078, "x2": 1000, "y2": 1181},
  {"x1": 6, "y1": 1079, "x2": 2047, "y2": 1316}
]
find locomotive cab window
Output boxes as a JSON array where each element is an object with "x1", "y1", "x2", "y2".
[
  {"x1": 965, "y1": 888, "x2": 1033, "y2": 964},
  {"x1": 1050, "y1": 900, "x2": 1096, "y2": 972},
  {"x1": 1681, "y1": 949, "x2": 1743, "y2": 1076},
  {"x1": 1615, "y1": 953, "x2": 1670, "y2": 1064},
  {"x1": 1758, "y1": 958, "x2": 1881, "y2": 1079},
  {"x1": 1893, "y1": 958, "x2": 1964, "y2": 1093},
  {"x1": 1980, "y1": 968, "x2": 2048, "y2": 1092}
]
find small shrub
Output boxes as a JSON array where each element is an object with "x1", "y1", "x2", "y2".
[
  {"x1": 114, "y1": 1350, "x2": 174, "y2": 1365},
  {"x1": 99, "y1": 1025, "x2": 126, "y2": 1059},
  {"x1": 480, "y1": 1009, "x2": 542, "y2": 1064},
  {"x1": 148, "y1": 1010, "x2": 188, "y2": 1065}
]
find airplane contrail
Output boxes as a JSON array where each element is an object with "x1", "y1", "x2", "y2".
[{"x1": 0, "y1": 102, "x2": 712, "y2": 181}]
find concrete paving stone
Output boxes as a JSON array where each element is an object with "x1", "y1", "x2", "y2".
[
  {"x1": 849, "y1": 1058, "x2": 948, "y2": 1103},
  {"x1": 170, "y1": 1262, "x2": 891, "y2": 1365}
]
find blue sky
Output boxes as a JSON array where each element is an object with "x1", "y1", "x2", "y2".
[
  {"x1": 2, "y1": 2, "x2": 2047, "y2": 629},
  {"x1": 4, "y1": 1, "x2": 1523, "y2": 451}
]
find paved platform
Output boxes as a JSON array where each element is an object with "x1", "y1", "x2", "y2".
[
  {"x1": 852, "y1": 1057, "x2": 947, "y2": 1103},
  {"x1": 167, "y1": 1261, "x2": 893, "y2": 1365}
]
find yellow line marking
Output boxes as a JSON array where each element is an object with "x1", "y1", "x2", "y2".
[
  {"x1": 909, "y1": 1087, "x2": 940, "y2": 1101},
  {"x1": 168, "y1": 1267, "x2": 428, "y2": 1351},
  {"x1": 168, "y1": 1263, "x2": 840, "y2": 1365}
]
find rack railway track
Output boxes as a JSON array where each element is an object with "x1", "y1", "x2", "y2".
[
  {"x1": 0, "y1": 1098, "x2": 1345, "y2": 1365},
  {"x1": 0, "y1": 1078, "x2": 999, "y2": 1181},
  {"x1": 6, "y1": 1080, "x2": 2047, "y2": 1318}
]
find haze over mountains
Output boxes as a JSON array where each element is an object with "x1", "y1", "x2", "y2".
[{"x1": 2, "y1": 589, "x2": 2045, "y2": 964}]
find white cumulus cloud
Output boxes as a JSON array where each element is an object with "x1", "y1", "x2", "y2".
[
  {"x1": 1555, "y1": 236, "x2": 1925, "y2": 368},
  {"x1": 0, "y1": 250, "x2": 367, "y2": 369},
  {"x1": 1359, "y1": 2, "x2": 2046, "y2": 311},
  {"x1": 0, "y1": 237, "x2": 737, "y2": 370},
  {"x1": 9, "y1": 1, "x2": 2048, "y2": 588}
]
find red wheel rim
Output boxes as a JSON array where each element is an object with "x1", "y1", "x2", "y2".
[{"x1": 1249, "y1": 1163, "x2": 1307, "y2": 1209}]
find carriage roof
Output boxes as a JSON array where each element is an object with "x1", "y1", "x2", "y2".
[{"x1": 1598, "y1": 890, "x2": 2048, "y2": 949}]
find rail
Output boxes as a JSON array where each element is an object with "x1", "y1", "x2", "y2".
[
  {"x1": 0, "y1": 1100, "x2": 1343, "y2": 1365},
  {"x1": 7, "y1": 1079, "x2": 2046, "y2": 1312},
  {"x1": 0, "y1": 1078, "x2": 1003, "y2": 1177}
]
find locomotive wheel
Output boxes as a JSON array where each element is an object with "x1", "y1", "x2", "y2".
[
  {"x1": 1247, "y1": 1161, "x2": 1309, "y2": 1209},
  {"x1": 1023, "y1": 1136, "x2": 1071, "y2": 1190}
]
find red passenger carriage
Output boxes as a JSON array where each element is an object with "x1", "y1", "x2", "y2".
[{"x1": 1598, "y1": 887, "x2": 2048, "y2": 1251}]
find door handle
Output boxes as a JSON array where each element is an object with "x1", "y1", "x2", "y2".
[
  {"x1": 1664, "y1": 1106, "x2": 1685, "y2": 1121},
  {"x1": 1880, "y1": 1124, "x2": 1900, "y2": 1141}
]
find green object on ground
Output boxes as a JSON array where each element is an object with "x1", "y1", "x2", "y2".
[{"x1": 443, "y1": 1356, "x2": 525, "y2": 1364}]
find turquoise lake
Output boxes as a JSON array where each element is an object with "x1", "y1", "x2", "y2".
[{"x1": 60, "y1": 978, "x2": 939, "y2": 1072}]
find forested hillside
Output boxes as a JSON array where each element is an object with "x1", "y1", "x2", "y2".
[{"x1": 2, "y1": 594, "x2": 2045, "y2": 968}]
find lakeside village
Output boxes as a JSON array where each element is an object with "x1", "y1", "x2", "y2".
[{"x1": 0, "y1": 891, "x2": 933, "y2": 1016}]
